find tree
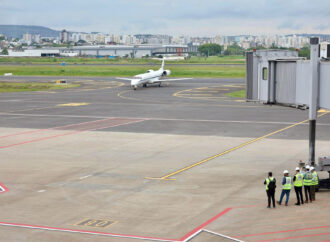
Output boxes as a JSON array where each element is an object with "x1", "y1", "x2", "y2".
[
  {"x1": 1, "y1": 47, "x2": 8, "y2": 55},
  {"x1": 298, "y1": 46, "x2": 310, "y2": 59},
  {"x1": 77, "y1": 39, "x2": 86, "y2": 45},
  {"x1": 198, "y1": 43, "x2": 222, "y2": 56},
  {"x1": 224, "y1": 43, "x2": 245, "y2": 56},
  {"x1": 247, "y1": 46, "x2": 266, "y2": 51},
  {"x1": 0, "y1": 36, "x2": 5, "y2": 41}
]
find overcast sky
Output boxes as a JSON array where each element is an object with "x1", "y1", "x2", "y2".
[{"x1": 1, "y1": 0, "x2": 329, "y2": 36}]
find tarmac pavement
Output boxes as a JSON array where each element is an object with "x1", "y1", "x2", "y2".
[{"x1": 0, "y1": 76, "x2": 329, "y2": 242}]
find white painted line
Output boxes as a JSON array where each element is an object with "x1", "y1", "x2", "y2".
[
  {"x1": 0, "y1": 112, "x2": 327, "y2": 126},
  {"x1": 79, "y1": 175, "x2": 92, "y2": 180},
  {"x1": 182, "y1": 229, "x2": 203, "y2": 242},
  {"x1": 0, "y1": 222, "x2": 178, "y2": 242},
  {"x1": 0, "y1": 183, "x2": 8, "y2": 193},
  {"x1": 148, "y1": 118, "x2": 330, "y2": 126},
  {"x1": 202, "y1": 229, "x2": 244, "y2": 242}
]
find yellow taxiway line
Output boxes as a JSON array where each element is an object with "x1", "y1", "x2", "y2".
[{"x1": 147, "y1": 112, "x2": 328, "y2": 181}]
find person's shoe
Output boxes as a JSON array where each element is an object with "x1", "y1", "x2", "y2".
[
  {"x1": 273, "y1": 205, "x2": 276, "y2": 208},
  {"x1": 302, "y1": 201, "x2": 304, "y2": 205},
  {"x1": 305, "y1": 200, "x2": 308, "y2": 203},
  {"x1": 295, "y1": 203, "x2": 300, "y2": 206},
  {"x1": 285, "y1": 203, "x2": 288, "y2": 206},
  {"x1": 267, "y1": 206, "x2": 270, "y2": 208},
  {"x1": 277, "y1": 201, "x2": 281, "y2": 205}
]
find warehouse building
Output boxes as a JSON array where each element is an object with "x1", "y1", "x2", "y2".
[
  {"x1": 6, "y1": 49, "x2": 60, "y2": 57},
  {"x1": 60, "y1": 44, "x2": 198, "y2": 58}
]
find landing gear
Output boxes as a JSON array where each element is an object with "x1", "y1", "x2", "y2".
[
  {"x1": 143, "y1": 84, "x2": 147, "y2": 88},
  {"x1": 158, "y1": 83, "x2": 162, "y2": 87},
  {"x1": 133, "y1": 85, "x2": 137, "y2": 90}
]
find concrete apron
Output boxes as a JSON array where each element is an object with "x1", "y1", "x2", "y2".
[{"x1": 0, "y1": 129, "x2": 329, "y2": 242}]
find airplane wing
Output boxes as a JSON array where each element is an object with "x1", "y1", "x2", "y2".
[
  {"x1": 114, "y1": 77, "x2": 137, "y2": 81},
  {"x1": 160, "y1": 78, "x2": 192, "y2": 82}
]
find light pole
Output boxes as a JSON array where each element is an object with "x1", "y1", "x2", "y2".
[{"x1": 309, "y1": 37, "x2": 320, "y2": 166}]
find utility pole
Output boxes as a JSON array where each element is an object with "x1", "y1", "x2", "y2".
[{"x1": 309, "y1": 37, "x2": 320, "y2": 166}]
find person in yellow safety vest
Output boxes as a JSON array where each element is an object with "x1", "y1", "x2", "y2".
[
  {"x1": 277, "y1": 170, "x2": 292, "y2": 206},
  {"x1": 304, "y1": 165, "x2": 313, "y2": 203},
  {"x1": 264, "y1": 172, "x2": 276, "y2": 208},
  {"x1": 310, "y1": 167, "x2": 319, "y2": 201},
  {"x1": 293, "y1": 167, "x2": 304, "y2": 205}
]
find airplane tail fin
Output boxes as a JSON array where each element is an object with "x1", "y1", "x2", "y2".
[{"x1": 160, "y1": 58, "x2": 165, "y2": 70}]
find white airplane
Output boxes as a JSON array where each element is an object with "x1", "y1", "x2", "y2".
[{"x1": 116, "y1": 59, "x2": 191, "y2": 90}]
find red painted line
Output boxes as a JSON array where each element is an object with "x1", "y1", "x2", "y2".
[
  {"x1": 0, "y1": 118, "x2": 116, "y2": 139},
  {"x1": 256, "y1": 232, "x2": 330, "y2": 242},
  {"x1": 179, "y1": 208, "x2": 232, "y2": 241},
  {"x1": 0, "y1": 208, "x2": 233, "y2": 241},
  {"x1": 235, "y1": 226, "x2": 330, "y2": 238},
  {"x1": 0, "y1": 182, "x2": 9, "y2": 193},
  {"x1": 0, "y1": 222, "x2": 179, "y2": 242},
  {"x1": 0, "y1": 130, "x2": 83, "y2": 149},
  {"x1": 0, "y1": 129, "x2": 47, "y2": 139},
  {"x1": 0, "y1": 119, "x2": 146, "y2": 150}
]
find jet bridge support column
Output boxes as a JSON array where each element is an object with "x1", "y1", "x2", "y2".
[{"x1": 309, "y1": 37, "x2": 320, "y2": 166}]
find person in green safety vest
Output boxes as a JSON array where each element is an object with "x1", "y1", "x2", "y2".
[
  {"x1": 304, "y1": 165, "x2": 313, "y2": 203},
  {"x1": 293, "y1": 167, "x2": 304, "y2": 205},
  {"x1": 310, "y1": 167, "x2": 319, "y2": 201},
  {"x1": 264, "y1": 172, "x2": 276, "y2": 208},
  {"x1": 277, "y1": 170, "x2": 292, "y2": 206}
]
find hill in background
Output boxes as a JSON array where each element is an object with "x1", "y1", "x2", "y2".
[{"x1": 0, "y1": 25, "x2": 60, "y2": 39}]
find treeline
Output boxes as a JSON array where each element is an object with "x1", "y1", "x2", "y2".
[{"x1": 198, "y1": 43, "x2": 311, "y2": 59}]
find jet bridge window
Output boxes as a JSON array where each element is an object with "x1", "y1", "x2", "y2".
[{"x1": 262, "y1": 67, "x2": 268, "y2": 80}]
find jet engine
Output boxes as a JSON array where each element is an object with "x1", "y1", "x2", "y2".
[{"x1": 162, "y1": 70, "x2": 171, "y2": 76}]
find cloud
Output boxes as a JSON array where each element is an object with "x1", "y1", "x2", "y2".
[
  {"x1": 277, "y1": 21, "x2": 303, "y2": 30},
  {"x1": 0, "y1": 0, "x2": 329, "y2": 35},
  {"x1": 315, "y1": 24, "x2": 330, "y2": 31}
]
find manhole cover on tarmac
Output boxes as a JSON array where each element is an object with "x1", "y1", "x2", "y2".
[{"x1": 75, "y1": 219, "x2": 117, "y2": 228}]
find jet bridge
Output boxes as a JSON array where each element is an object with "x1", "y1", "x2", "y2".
[{"x1": 246, "y1": 49, "x2": 330, "y2": 110}]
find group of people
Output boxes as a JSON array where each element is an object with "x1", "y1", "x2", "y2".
[{"x1": 264, "y1": 165, "x2": 319, "y2": 208}]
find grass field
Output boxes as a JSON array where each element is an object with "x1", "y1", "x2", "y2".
[
  {"x1": 0, "y1": 56, "x2": 245, "y2": 65},
  {"x1": 0, "y1": 65, "x2": 245, "y2": 78},
  {"x1": 0, "y1": 82, "x2": 80, "y2": 92},
  {"x1": 225, "y1": 89, "x2": 245, "y2": 98}
]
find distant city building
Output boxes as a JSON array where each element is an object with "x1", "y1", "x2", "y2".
[
  {"x1": 7, "y1": 29, "x2": 330, "y2": 57},
  {"x1": 32, "y1": 34, "x2": 41, "y2": 44},
  {"x1": 23, "y1": 33, "x2": 32, "y2": 44},
  {"x1": 241, "y1": 41, "x2": 251, "y2": 49},
  {"x1": 60, "y1": 29, "x2": 69, "y2": 43},
  {"x1": 112, "y1": 34, "x2": 121, "y2": 44}
]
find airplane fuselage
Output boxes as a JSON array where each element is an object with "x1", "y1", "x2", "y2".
[
  {"x1": 132, "y1": 70, "x2": 161, "y2": 85},
  {"x1": 131, "y1": 64, "x2": 171, "y2": 89},
  {"x1": 116, "y1": 59, "x2": 189, "y2": 90}
]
